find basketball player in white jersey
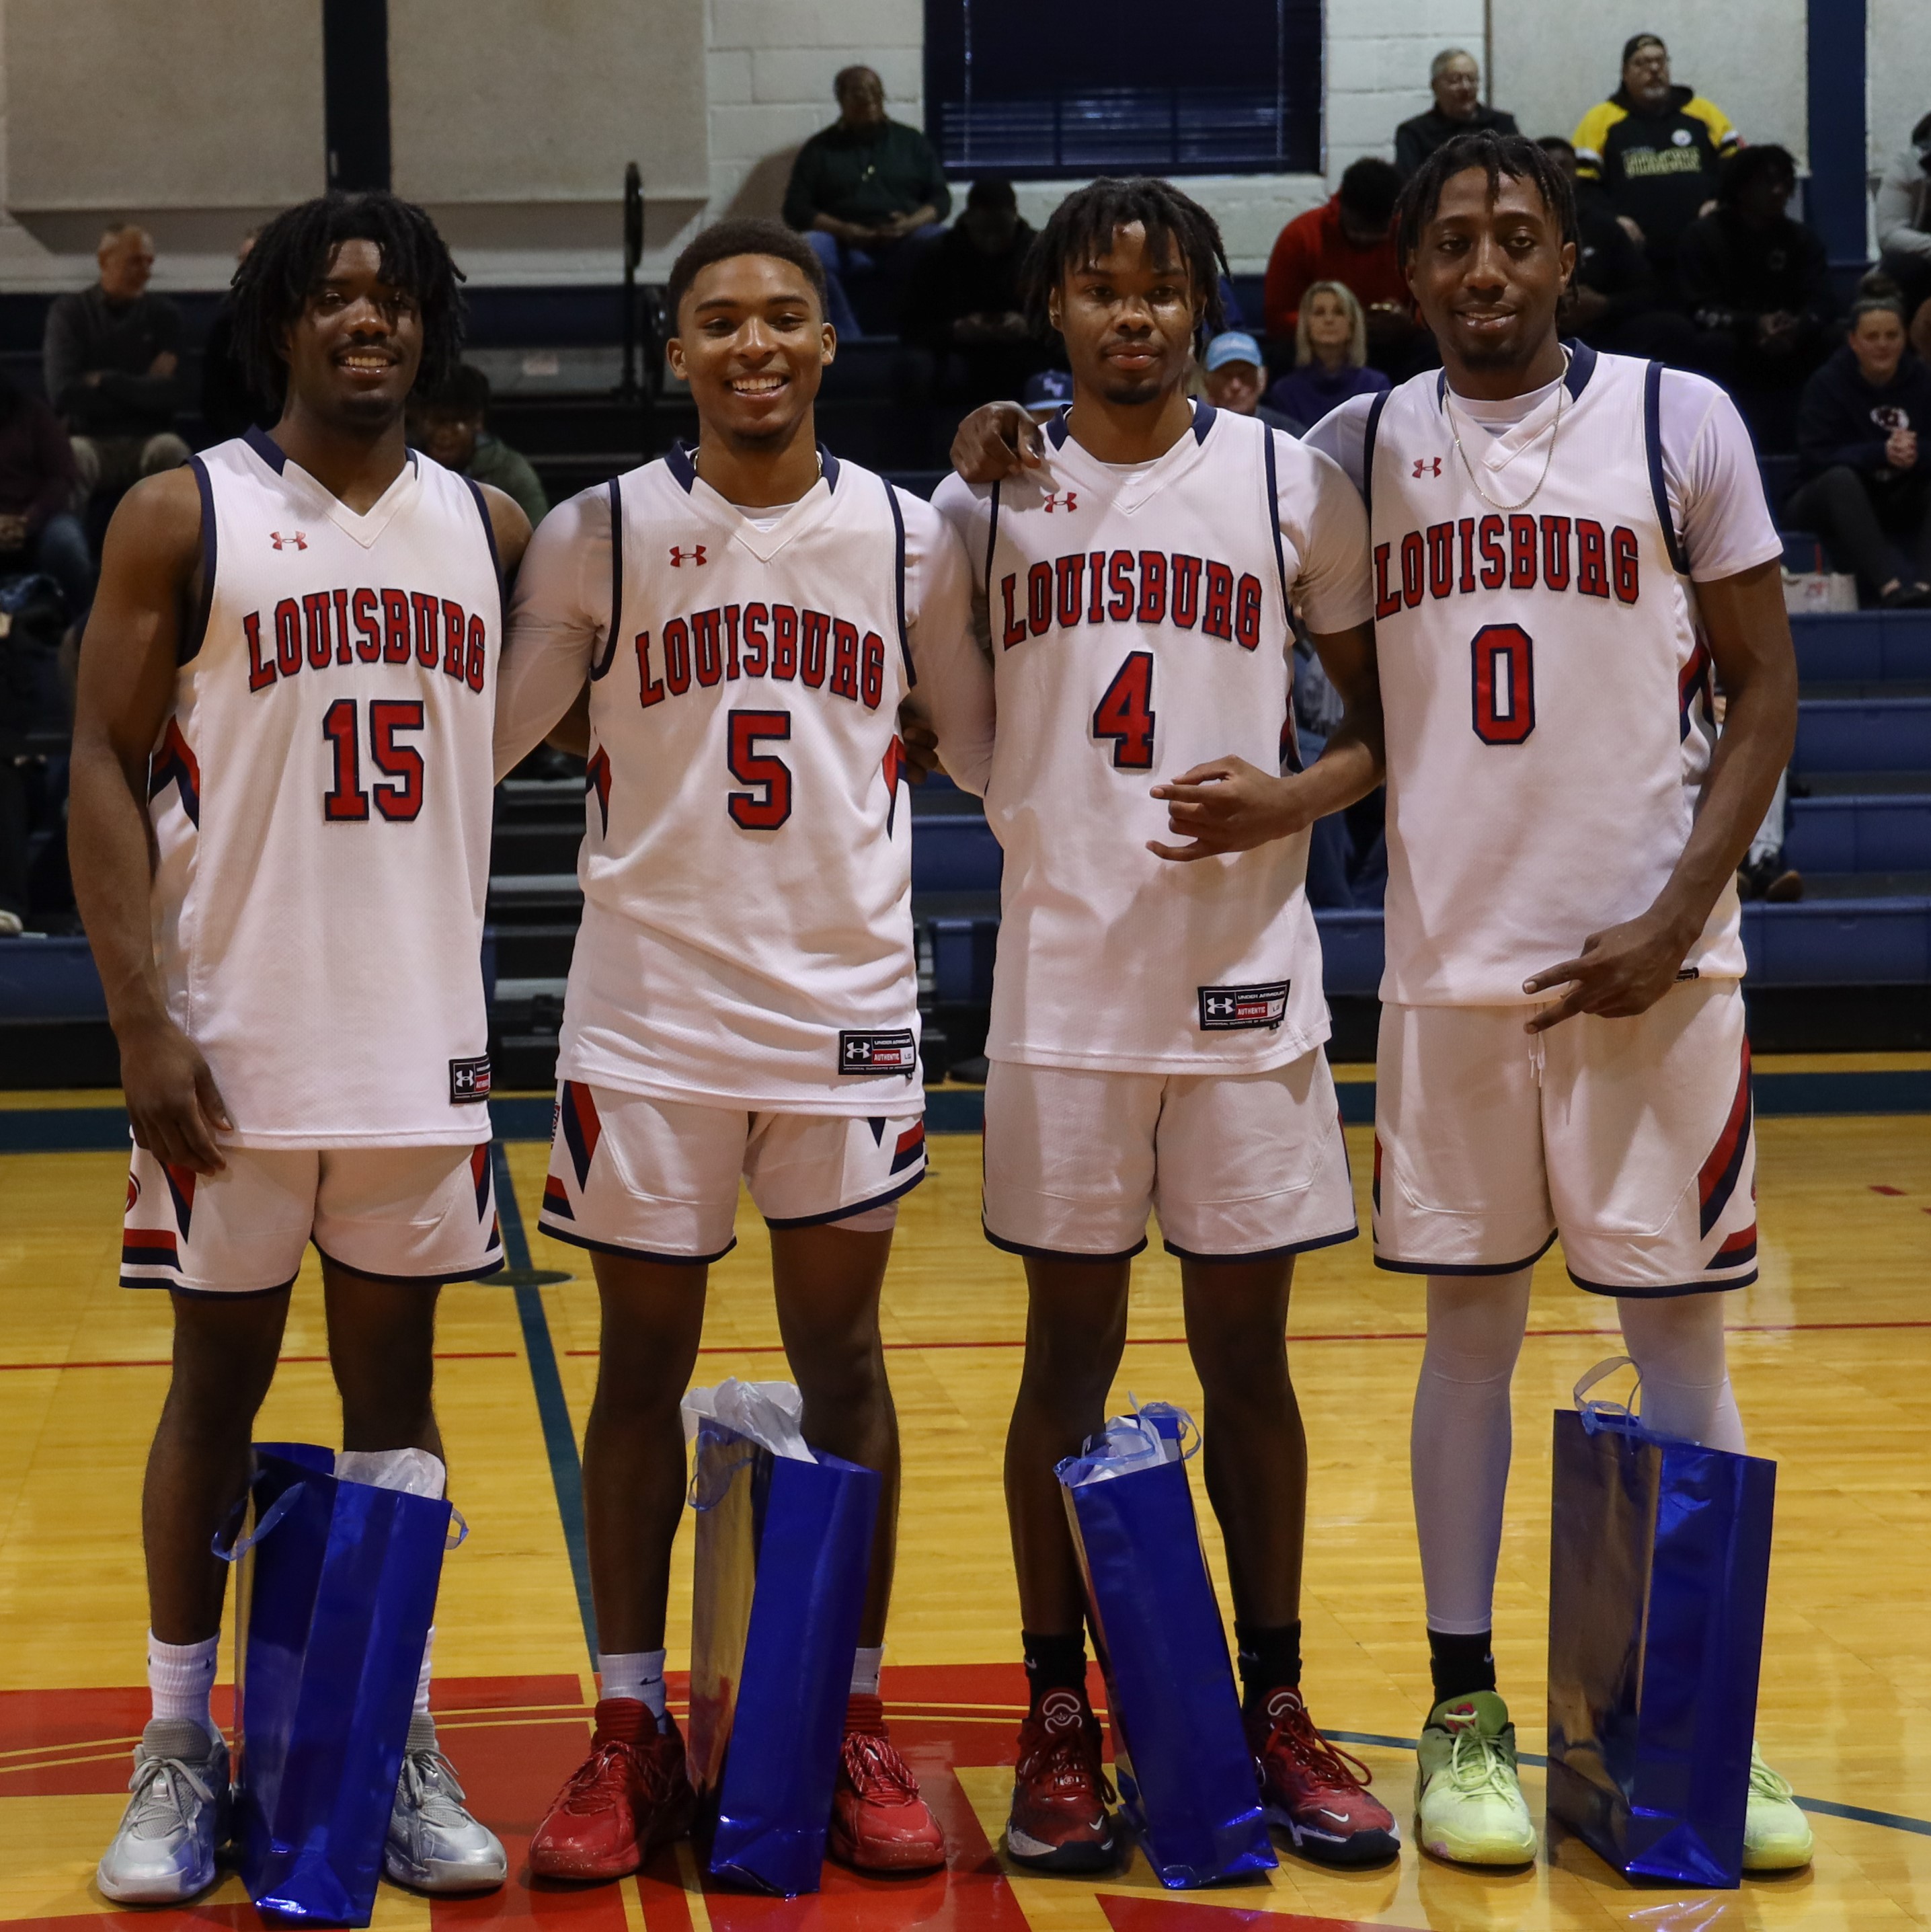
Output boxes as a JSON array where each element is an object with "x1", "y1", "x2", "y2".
[
  {"x1": 496, "y1": 220, "x2": 987, "y2": 1881},
  {"x1": 1298, "y1": 131, "x2": 1813, "y2": 1871},
  {"x1": 69, "y1": 194, "x2": 529, "y2": 1903},
  {"x1": 938, "y1": 180, "x2": 1401, "y2": 1871}
]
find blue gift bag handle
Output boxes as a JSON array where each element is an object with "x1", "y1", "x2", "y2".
[
  {"x1": 688, "y1": 1444, "x2": 759, "y2": 1512},
  {"x1": 211, "y1": 1483, "x2": 306, "y2": 1563},
  {"x1": 1574, "y1": 1356, "x2": 1643, "y2": 1435},
  {"x1": 1124, "y1": 1395, "x2": 1202, "y2": 1461}
]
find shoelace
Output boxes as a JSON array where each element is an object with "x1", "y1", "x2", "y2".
[
  {"x1": 842, "y1": 1729, "x2": 921, "y2": 1806},
  {"x1": 558, "y1": 1736, "x2": 672, "y2": 1816},
  {"x1": 1019, "y1": 1714, "x2": 1117, "y2": 1804},
  {"x1": 1263, "y1": 1704, "x2": 1372, "y2": 1795},
  {"x1": 1748, "y1": 1747, "x2": 1795, "y2": 1803},
  {"x1": 397, "y1": 1746, "x2": 471, "y2": 1826},
  {"x1": 123, "y1": 1751, "x2": 215, "y2": 1841},
  {"x1": 1444, "y1": 1717, "x2": 1519, "y2": 1799}
]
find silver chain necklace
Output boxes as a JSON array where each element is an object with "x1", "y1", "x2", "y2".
[{"x1": 1444, "y1": 352, "x2": 1570, "y2": 512}]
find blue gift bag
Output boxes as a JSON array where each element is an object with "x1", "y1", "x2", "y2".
[
  {"x1": 1546, "y1": 1360, "x2": 1777, "y2": 1889},
  {"x1": 683, "y1": 1383, "x2": 880, "y2": 1896},
  {"x1": 1058, "y1": 1403, "x2": 1275, "y2": 1888},
  {"x1": 220, "y1": 1444, "x2": 452, "y2": 1925}
]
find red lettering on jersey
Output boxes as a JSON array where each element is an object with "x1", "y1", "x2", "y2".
[
  {"x1": 829, "y1": 618, "x2": 860, "y2": 699},
  {"x1": 1541, "y1": 515, "x2": 1572, "y2": 590},
  {"x1": 1611, "y1": 525, "x2": 1641, "y2": 603},
  {"x1": 1201, "y1": 561, "x2": 1234, "y2": 640},
  {"x1": 1427, "y1": 523, "x2": 1454, "y2": 599},
  {"x1": 861, "y1": 631, "x2": 885, "y2": 709},
  {"x1": 1137, "y1": 551, "x2": 1167, "y2": 624},
  {"x1": 465, "y1": 615, "x2": 485, "y2": 693},
  {"x1": 1170, "y1": 554, "x2": 1203, "y2": 629},
  {"x1": 333, "y1": 589, "x2": 352, "y2": 664},
  {"x1": 999, "y1": 573, "x2": 1026, "y2": 648},
  {"x1": 663, "y1": 617, "x2": 692, "y2": 693},
  {"x1": 1056, "y1": 553, "x2": 1085, "y2": 629},
  {"x1": 1234, "y1": 572, "x2": 1261, "y2": 650},
  {"x1": 442, "y1": 598, "x2": 465, "y2": 679},
  {"x1": 274, "y1": 597, "x2": 302, "y2": 677},
  {"x1": 1027, "y1": 562, "x2": 1052, "y2": 636},
  {"x1": 723, "y1": 603, "x2": 742, "y2": 680},
  {"x1": 411, "y1": 590, "x2": 440, "y2": 667},
  {"x1": 1087, "y1": 550, "x2": 1107, "y2": 624},
  {"x1": 771, "y1": 604, "x2": 799, "y2": 679},
  {"x1": 1478, "y1": 516, "x2": 1506, "y2": 590},
  {"x1": 381, "y1": 588, "x2": 410, "y2": 662},
  {"x1": 352, "y1": 588, "x2": 381, "y2": 662},
  {"x1": 1373, "y1": 543, "x2": 1401, "y2": 619},
  {"x1": 1508, "y1": 514, "x2": 1537, "y2": 590},
  {"x1": 692, "y1": 609, "x2": 723, "y2": 687},
  {"x1": 799, "y1": 609, "x2": 830, "y2": 687},
  {"x1": 244, "y1": 610, "x2": 274, "y2": 691},
  {"x1": 1107, "y1": 551, "x2": 1136, "y2": 621},
  {"x1": 1401, "y1": 531, "x2": 1424, "y2": 609},
  {"x1": 303, "y1": 590, "x2": 333, "y2": 669},
  {"x1": 1576, "y1": 520, "x2": 1609, "y2": 597},
  {"x1": 742, "y1": 602, "x2": 770, "y2": 677},
  {"x1": 637, "y1": 630, "x2": 665, "y2": 707},
  {"x1": 1458, "y1": 516, "x2": 1478, "y2": 593}
]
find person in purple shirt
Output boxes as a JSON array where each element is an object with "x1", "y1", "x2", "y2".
[{"x1": 1265, "y1": 281, "x2": 1389, "y2": 430}]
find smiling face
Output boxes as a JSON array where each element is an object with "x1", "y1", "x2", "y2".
[
  {"x1": 667, "y1": 252, "x2": 833, "y2": 446},
  {"x1": 1049, "y1": 221, "x2": 1200, "y2": 408},
  {"x1": 1407, "y1": 165, "x2": 1573, "y2": 382},
  {"x1": 281, "y1": 237, "x2": 423, "y2": 428}
]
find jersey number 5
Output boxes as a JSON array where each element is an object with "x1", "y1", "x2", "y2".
[
  {"x1": 323, "y1": 697, "x2": 426, "y2": 821},
  {"x1": 1470, "y1": 624, "x2": 1535, "y2": 746},
  {"x1": 1094, "y1": 651, "x2": 1156, "y2": 769},
  {"x1": 727, "y1": 709, "x2": 793, "y2": 829}
]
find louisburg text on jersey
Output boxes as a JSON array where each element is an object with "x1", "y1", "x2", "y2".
[
  {"x1": 243, "y1": 588, "x2": 491, "y2": 694},
  {"x1": 1373, "y1": 514, "x2": 1643, "y2": 619},
  {"x1": 634, "y1": 603, "x2": 892, "y2": 711},
  {"x1": 998, "y1": 549, "x2": 1268, "y2": 651}
]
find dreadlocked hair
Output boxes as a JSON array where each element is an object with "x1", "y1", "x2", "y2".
[
  {"x1": 1021, "y1": 177, "x2": 1228, "y2": 345},
  {"x1": 1395, "y1": 129, "x2": 1577, "y2": 265},
  {"x1": 231, "y1": 192, "x2": 466, "y2": 408}
]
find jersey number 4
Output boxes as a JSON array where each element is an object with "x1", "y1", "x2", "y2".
[
  {"x1": 1093, "y1": 651, "x2": 1156, "y2": 769},
  {"x1": 323, "y1": 697, "x2": 426, "y2": 821},
  {"x1": 1470, "y1": 624, "x2": 1535, "y2": 746}
]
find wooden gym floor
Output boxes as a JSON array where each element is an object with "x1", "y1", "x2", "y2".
[{"x1": 1, "y1": 1069, "x2": 1928, "y2": 1931}]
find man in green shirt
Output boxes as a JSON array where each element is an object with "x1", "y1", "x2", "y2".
[
  {"x1": 783, "y1": 66, "x2": 950, "y2": 336},
  {"x1": 411, "y1": 364, "x2": 547, "y2": 527}
]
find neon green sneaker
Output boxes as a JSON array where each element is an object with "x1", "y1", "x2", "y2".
[
  {"x1": 1414, "y1": 1691, "x2": 1538, "y2": 1866},
  {"x1": 1742, "y1": 1744, "x2": 1813, "y2": 1871}
]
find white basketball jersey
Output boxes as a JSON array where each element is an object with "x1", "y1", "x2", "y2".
[
  {"x1": 1361, "y1": 346, "x2": 1745, "y2": 1005},
  {"x1": 559, "y1": 446, "x2": 924, "y2": 1114},
  {"x1": 933, "y1": 401, "x2": 1372, "y2": 1073},
  {"x1": 151, "y1": 430, "x2": 502, "y2": 1145}
]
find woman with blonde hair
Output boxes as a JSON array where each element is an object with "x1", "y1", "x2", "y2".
[{"x1": 1267, "y1": 280, "x2": 1389, "y2": 428}]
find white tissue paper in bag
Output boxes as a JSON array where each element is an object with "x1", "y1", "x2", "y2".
[
  {"x1": 334, "y1": 1447, "x2": 448, "y2": 1499},
  {"x1": 681, "y1": 1379, "x2": 815, "y2": 1461}
]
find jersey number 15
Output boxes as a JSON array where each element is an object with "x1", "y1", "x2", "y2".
[{"x1": 323, "y1": 697, "x2": 426, "y2": 821}]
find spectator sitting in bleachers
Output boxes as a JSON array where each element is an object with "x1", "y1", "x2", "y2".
[
  {"x1": 0, "y1": 366, "x2": 89, "y2": 619},
  {"x1": 1263, "y1": 159, "x2": 1417, "y2": 374},
  {"x1": 43, "y1": 224, "x2": 190, "y2": 510},
  {"x1": 1573, "y1": 34, "x2": 1739, "y2": 303},
  {"x1": 1394, "y1": 49, "x2": 1519, "y2": 180},
  {"x1": 1875, "y1": 112, "x2": 1931, "y2": 364},
  {"x1": 1264, "y1": 282, "x2": 1388, "y2": 428},
  {"x1": 900, "y1": 178, "x2": 1050, "y2": 406},
  {"x1": 410, "y1": 364, "x2": 548, "y2": 528},
  {"x1": 1786, "y1": 297, "x2": 1931, "y2": 609},
  {"x1": 1021, "y1": 369, "x2": 1073, "y2": 421},
  {"x1": 783, "y1": 65, "x2": 949, "y2": 339},
  {"x1": 1199, "y1": 332, "x2": 1303, "y2": 433}
]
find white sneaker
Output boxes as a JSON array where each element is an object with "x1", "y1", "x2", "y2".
[
  {"x1": 385, "y1": 1714, "x2": 507, "y2": 1892},
  {"x1": 96, "y1": 1720, "x2": 230, "y2": 1904},
  {"x1": 1742, "y1": 1743, "x2": 1813, "y2": 1871},
  {"x1": 1414, "y1": 1691, "x2": 1538, "y2": 1867}
]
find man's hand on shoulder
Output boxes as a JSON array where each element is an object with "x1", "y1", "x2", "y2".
[{"x1": 951, "y1": 402, "x2": 1048, "y2": 484}]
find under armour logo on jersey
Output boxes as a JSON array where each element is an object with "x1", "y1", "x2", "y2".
[
  {"x1": 669, "y1": 544, "x2": 707, "y2": 566},
  {"x1": 1041, "y1": 492, "x2": 1077, "y2": 512},
  {"x1": 269, "y1": 529, "x2": 308, "y2": 550},
  {"x1": 1411, "y1": 457, "x2": 1442, "y2": 478}
]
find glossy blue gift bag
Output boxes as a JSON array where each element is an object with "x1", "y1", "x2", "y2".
[
  {"x1": 1546, "y1": 1360, "x2": 1776, "y2": 1889},
  {"x1": 221, "y1": 1444, "x2": 451, "y2": 1925},
  {"x1": 1058, "y1": 1403, "x2": 1275, "y2": 1888},
  {"x1": 683, "y1": 1382, "x2": 880, "y2": 1896}
]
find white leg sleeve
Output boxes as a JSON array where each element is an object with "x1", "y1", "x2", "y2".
[
  {"x1": 1618, "y1": 1292, "x2": 1745, "y2": 1453},
  {"x1": 1411, "y1": 1270, "x2": 1535, "y2": 1634}
]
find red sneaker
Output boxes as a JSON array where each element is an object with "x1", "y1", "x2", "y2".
[
  {"x1": 1249, "y1": 1688, "x2": 1398, "y2": 1867},
  {"x1": 528, "y1": 1699, "x2": 696, "y2": 1882},
  {"x1": 1004, "y1": 1688, "x2": 1119, "y2": 1873},
  {"x1": 828, "y1": 1693, "x2": 946, "y2": 1873}
]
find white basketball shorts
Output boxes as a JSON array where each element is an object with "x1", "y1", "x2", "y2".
[
  {"x1": 120, "y1": 1142, "x2": 503, "y2": 1295},
  {"x1": 981, "y1": 1052, "x2": 1358, "y2": 1262},
  {"x1": 1372, "y1": 978, "x2": 1758, "y2": 1295},
  {"x1": 537, "y1": 1079, "x2": 927, "y2": 1263}
]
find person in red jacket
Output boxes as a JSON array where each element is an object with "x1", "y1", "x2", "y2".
[{"x1": 1263, "y1": 159, "x2": 1417, "y2": 372}]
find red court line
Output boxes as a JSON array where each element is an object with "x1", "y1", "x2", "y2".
[{"x1": 0, "y1": 1350, "x2": 516, "y2": 1373}]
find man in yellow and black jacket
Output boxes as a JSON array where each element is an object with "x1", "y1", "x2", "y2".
[{"x1": 1573, "y1": 33, "x2": 1739, "y2": 299}]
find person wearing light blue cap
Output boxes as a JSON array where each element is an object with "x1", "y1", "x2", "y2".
[{"x1": 1201, "y1": 330, "x2": 1304, "y2": 434}]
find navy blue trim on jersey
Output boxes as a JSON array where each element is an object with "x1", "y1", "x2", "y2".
[
  {"x1": 1261, "y1": 426, "x2": 1290, "y2": 611},
  {"x1": 1563, "y1": 338, "x2": 1598, "y2": 399},
  {"x1": 1645, "y1": 360, "x2": 1693, "y2": 576},
  {"x1": 1191, "y1": 397, "x2": 1216, "y2": 442},
  {"x1": 1565, "y1": 1266, "x2": 1754, "y2": 1298},
  {"x1": 313, "y1": 1242, "x2": 506, "y2": 1286},
  {"x1": 1361, "y1": 389, "x2": 1390, "y2": 518},
  {"x1": 463, "y1": 473, "x2": 506, "y2": 637},
  {"x1": 181, "y1": 455, "x2": 217, "y2": 666},
  {"x1": 984, "y1": 1223, "x2": 1149, "y2": 1263},
  {"x1": 243, "y1": 424, "x2": 288, "y2": 474},
  {"x1": 665, "y1": 440, "x2": 698, "y2": 492},
  {"x1": 1162, "y1": 1222, "x2": 1357, "y2": 1263},
  {"x1": 764, "y1": 1164, "x2": 927, "y2": 1231},
  {"x1": 984, "y1": 480, "x2": 1002, "y2": 591},
  {"x1": 1372, "y1": 1229, "x2": 1560, "y2": 1276},
  {"x1": 591, "y1": 474, "x2": 623, "y2": 681},
  {"x1": 537, "y1": 1220, "x2": 734, "y2": 1266},
  {"x1": 883, "y1": 475, "x2": 914, "y2": 687},
  {"x1": 818, "y1": 442, "x2": 840, "y2": 490},
  {"x1": 1045, "y1": 405, "x2": 1072, "y2": 449}
]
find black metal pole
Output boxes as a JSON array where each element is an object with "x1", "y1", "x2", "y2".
[{"x1": 620, "y1": 161, "x2": 643, "y2": 403}]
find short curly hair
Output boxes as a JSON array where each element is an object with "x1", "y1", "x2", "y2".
[{"x1": 231, "y1": 192, "x2": 466, "y2": 408}]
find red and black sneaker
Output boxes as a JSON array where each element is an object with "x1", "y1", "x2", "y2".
[
  {"x1": 1004, "y1": 1688, "x2": 1119, "y2": 1874},
  {"x1": 528, "y1": 1699, "x2": 696, "y2": 1882},
  {"x1": 1249, "y1": 1688, "x2": 1399, "y2": 1867},
  {"x1": 829, "y1": 1693, "x2": 947, "y2": 1873}
]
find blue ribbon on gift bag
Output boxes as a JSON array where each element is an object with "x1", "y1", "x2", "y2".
[
  {"x1": 216, "y1": 1444, "x2": 455, "y2": 1925},
  {"x1": 1058, "y1": 1401, "x2": 1275, "y2": 1888},
  {"x1": 1546, "y1": 1358, "x2": 1777, "y2": 1889},
  {"x1": 682, "y1": 1383, "x2": 879, "y2": 1896}
]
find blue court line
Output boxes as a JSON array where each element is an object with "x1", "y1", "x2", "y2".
[
  {"x1": 1324, "y1": 1732, "x2": 1931, "y2": 1837},
  {"x1": 491, "y1": 1143, "x2": 598, "y2": 1662}
]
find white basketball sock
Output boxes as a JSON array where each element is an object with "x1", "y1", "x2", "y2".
[
  {"x1": 1411, "y1": 1270, "x2": 1534, "y2": 1634},
  {"x1": 598, "y1": 1650, "x2": 668, "y2": 1723},
  {"x1": 851, "y1": 1646, "x2": 884, "y2": 1697},
  {"x1": 1619, "y1": 1293, "x2": 1745, "y2": 1452},
  {"x1": 414, "y1": 1625, "x2": 435, "y2": 1720},
  {"x1": 148, "y1": 1631, "x2": 219, "y2": 1742}
]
